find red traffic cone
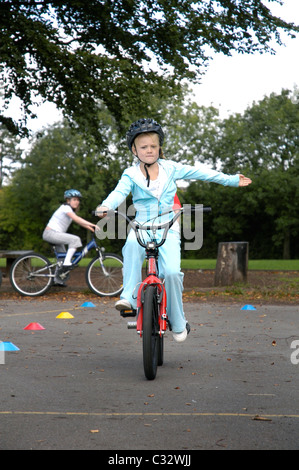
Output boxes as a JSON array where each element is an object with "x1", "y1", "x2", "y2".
[{"x1": 23, "y1": 322, "x2": 45, "y2": 331}]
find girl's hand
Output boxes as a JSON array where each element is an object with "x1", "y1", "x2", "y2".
[
  {"x1": 239, "y1": 174, "x2": 252, "y2": 187},
  {"x1": 86, "y1": 223, "x2": 97, "y2": 232},
  {"x1": 95, "y1": 206, "x2": 109, "y2": 217}
]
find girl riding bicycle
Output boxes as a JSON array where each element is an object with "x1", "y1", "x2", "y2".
[
  {"x1": 43, "y1": 189, "x2": 96, "y2": 285},
  {"x1": 96, "y1": 118, "x2": 252, "y2": 342}
]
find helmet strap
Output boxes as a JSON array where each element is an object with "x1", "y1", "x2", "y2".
[
  {"x1": 144, "y1": 163, "x2": 151, "y2": 187},
  {"x1": 135, "y1": 153, "x2": 156, "y2": 187},
  {"x1": 133, "y1": 143, "x2": 160, "y2": 188}
]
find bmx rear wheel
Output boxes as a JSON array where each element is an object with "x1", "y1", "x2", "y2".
[{"x1": 10, "y1": 253, "x2": 53, "y2": 296}]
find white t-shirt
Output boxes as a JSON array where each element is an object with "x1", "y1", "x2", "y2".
[
  {"x1": 139, "y1": 163, "x2": 168, "y2": 199},
  {"x1": 139, "y1": 163, "x2": 180, "y2": 232},
  {"x1": 47, "y1": 204, "x2": 73, "y2": 232}
]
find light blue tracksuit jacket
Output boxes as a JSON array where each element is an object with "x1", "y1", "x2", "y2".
[{"x1": 101, "y1": 159, "x2": 240, "y2": 333}]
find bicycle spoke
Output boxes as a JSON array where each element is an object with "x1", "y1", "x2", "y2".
[
  {"x1": 86, "y1": 253, "x2": 123, "y2": 297},
  {"x1": 10, "y1": 253, "x2": 53, "y2": 296}
]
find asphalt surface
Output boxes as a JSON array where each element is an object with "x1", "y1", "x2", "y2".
[{"x1": 0, "y1": 296, "x2": 298, "y2": 451}]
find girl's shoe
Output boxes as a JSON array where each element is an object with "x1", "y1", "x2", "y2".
[
  {"x1": 53, "y1": 278, "x2": 67, "y2": 287},
  {"x1": 172, "y1": 328, "x2": 188, "y2": 342},
  {"x1": 172, "y1": 323, "x2": 190, "y2": 343},
  {"x1": 115, "y1": 299, "x2": 132, "y2": 311}
]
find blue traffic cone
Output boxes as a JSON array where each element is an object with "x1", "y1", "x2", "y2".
[
  {"x1": 81, "y1": 301, "x2": 96, "y2": 308},
  {"x1": 241, "y1": 304, "x2": 256, "y2": 311},
  {"x1": 0, "y1": 341, "x2": 20, "y2": 351}
]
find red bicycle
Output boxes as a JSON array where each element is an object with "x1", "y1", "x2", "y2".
[{"x1": 97, "y1": 206, "x2": 211, "y2": 380}]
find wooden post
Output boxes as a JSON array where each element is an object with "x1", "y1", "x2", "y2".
[{"x1": 214, "y1": 242, "x2": 249, "y2": 286}]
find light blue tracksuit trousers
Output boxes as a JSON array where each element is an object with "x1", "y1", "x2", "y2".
[{"x1": 121, "y1": 228, "x2": 186, "y2": 334}]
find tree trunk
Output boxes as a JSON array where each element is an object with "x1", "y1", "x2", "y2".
[{"x1": 214, "y1": 242, "x2": 249, "y2": 286}]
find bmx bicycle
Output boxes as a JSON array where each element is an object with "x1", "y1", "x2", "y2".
[
  {"x1": 97, "y1": 205, "x2": 211, "y2": 380},
  {"x1": 10, "y1": 233, "x2": 123, "y2": 297}
]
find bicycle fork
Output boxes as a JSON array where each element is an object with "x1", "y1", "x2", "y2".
[
  {"x1": 135, "y1": 277, "x2": 167, "y2": 337},
  {"x1": 121, "y1": 250, "x2": 168, "y2": 336},
  {"x1": 95, "y1": 248, "x2": 111, "y2": 277},
  {"x1": 122, "y1": 279, "x2": 167, "y2": 334}
]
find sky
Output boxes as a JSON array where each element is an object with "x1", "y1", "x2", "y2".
[
  {"x1": 193, "y1": 0, "x2": 299, "y2": 117},
  {"x1": 24, "y1": 0, "x2": 299, "y2": 132}
]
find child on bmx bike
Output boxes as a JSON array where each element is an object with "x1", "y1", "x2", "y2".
[
  {"x1": 96, "y1": 118, "x2": 252, "y2": 342},
  {"x1": 43, "y1": 189, "x2": 96, "y2": 286}
]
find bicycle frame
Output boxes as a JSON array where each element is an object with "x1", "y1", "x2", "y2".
[
  {"x1": 135, "y1": 242, "x2": 168, "y2": 337},
  {"x1": 54, "y1": 235, "x2": 119, "y2": 282},
  {"x1": 27, "y1": 239, "x2": 100, "y2": 281},
  {"x1": 54, "y1": 238, "x2": 99, "y2": 266}
]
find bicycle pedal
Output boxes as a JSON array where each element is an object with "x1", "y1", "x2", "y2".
[
  {"x1": 120, "y1": 309, "x2": 136, "y2": 318},
  {"x1": 127, "y1": 321, "x2": 137, "y2": 329},
  {"x1": 59, "y1": 272, "x2": 71, "y2": 280}
]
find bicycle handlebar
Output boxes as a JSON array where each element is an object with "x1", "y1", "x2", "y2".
[{"x1": 93, "y1": 206, "x2": 211, "y2": 249}]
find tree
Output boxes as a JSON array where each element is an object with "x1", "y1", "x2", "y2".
[
  {"x1": 145, "y1": 84, "x2": 221, "y2": 165},
  {"x1": 0, "y1": 85, "x2": 225, "y2": 251},
  {"x1": 1, "y1": 87, "x2": 298, "y2": 259},
  {"x1": 0, "y1": 1, "x2": 298, "y2": 141},
  {"x1": 0, "y1": 121, "x2": 124, "y2": 251},
  {"x1": 183, "y1": 89, "x2": 299, "y2": 259},
  {"x1": 0, "y1": 125, "x2": 22, "y2": 187},
  {"x1": 214, "y1": 89, "x2": 299, "y2": 174}
]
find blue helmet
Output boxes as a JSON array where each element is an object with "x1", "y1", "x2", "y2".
[{"x1": 64, "y1": 189, "x2": 82, "y2": 199}]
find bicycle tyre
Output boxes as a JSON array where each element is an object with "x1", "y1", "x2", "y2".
[
  {"x1": 143, "y1": 285, "x2": 160, "y2": 380},
  {"x1": 10, "y1": 253, "x2": 53, "y2": 296},
  {"x1": 157, "y1": 334, "x2": 164, "y2": 367},
  {"x1": 85, "y1": 253, "x2": 123, "y2": 297}
]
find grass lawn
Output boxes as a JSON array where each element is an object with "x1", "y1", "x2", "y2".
[
  {"x1": 0, "y1": 258, "x2": 298, "y2": 270},
  {"x1": 181, "y1": 259, "x2": 299, "y2": 271}
]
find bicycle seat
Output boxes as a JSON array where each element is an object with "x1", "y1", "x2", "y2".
[{"x1": 47, "y1": 242, "x2": 65, "y2": 251}]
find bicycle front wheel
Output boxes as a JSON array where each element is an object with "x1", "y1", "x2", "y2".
[
  {"x1": 10, "y1": 253, "x2": 53, "y2": 296},
  {"x1": 86, "y1": 253, "x2": 123, "y2": 297},
  {"x1": 143, "y1": 285, "x2": 160, "y2": 380}
]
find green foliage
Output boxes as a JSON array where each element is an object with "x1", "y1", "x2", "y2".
[
  {"x1": 215, "y1": 89, "x2": 299, "y2": 174},
  {"x1": 0, "y1": 125, "x2": 22, "y2": 187},
  {"x1": 0, "y1": 88, "x2": 298, "y2": 260},
  {"x1": 0, "y1": 1, "x2": 298, "y2": 139},
  {"x1": 182, "y1": 90, "x2": 299, "y2": 259},
  {"x1": 0, "y1": 121, "x2": 124, "y2": 252}
]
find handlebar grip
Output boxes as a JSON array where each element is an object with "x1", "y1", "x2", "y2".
[
  {"x1": 92, "y1": 210, "x2": 109, "y2": 216},
  {"x1": 191, "y1": 206, "x2": 212, "y2": 213}
]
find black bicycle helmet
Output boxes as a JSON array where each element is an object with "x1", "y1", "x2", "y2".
[{"x1": 126, "y1": 118, "x2": 164, "y2": 151}]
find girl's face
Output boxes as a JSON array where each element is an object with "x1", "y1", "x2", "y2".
[
  {"x1": 132, "y1": 133, "x2": 160, "y2": 165},
  {"x1": 68, "y1": 197, "x2": 81, "y2": 210}
]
